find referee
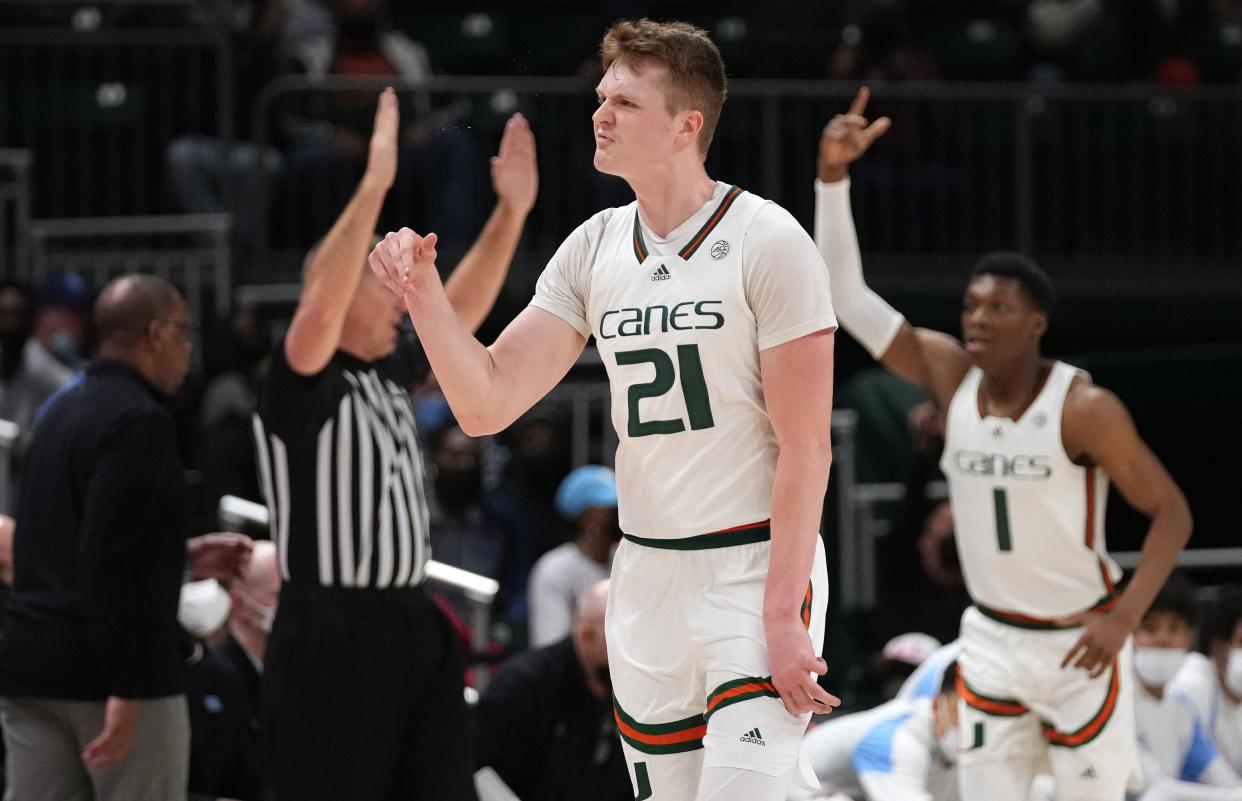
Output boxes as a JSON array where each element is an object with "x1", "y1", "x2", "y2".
[{"x1": 253, "y1": 89, "x2": 537, "y2": 801}]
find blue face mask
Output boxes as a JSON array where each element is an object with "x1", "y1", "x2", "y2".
[{"x1": 49, "y1": 331, "x2": 81, "y2": 363}]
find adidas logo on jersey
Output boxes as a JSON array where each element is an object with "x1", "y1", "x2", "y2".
[
  {"x1": 650, "y1": 264, "x2": 671, "y2": 281},
  {"x1": 739, "y1": 728, "x2": 765, "y2": 746},
  {"x1": 1080, "y1": 766, "x2": 1097, "y2": 780}
]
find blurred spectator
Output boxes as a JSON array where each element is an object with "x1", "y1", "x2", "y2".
[
  {"x1": 793, "y1": 660, "x2": 963, "y2": 800},
  {"x1": 427, "y1": 423, "x2": 532, "y2": 626},
  {"x1": 493, "y1": 411, "x2": 573, "y2": 557},
  {"x1": 198, "y1": 305, "x2": 271, "y2": 517},
  {"x1": 1133, "y1": 574, "x2": 1242, "y2": 798},
  {"x1": 0, "y1": 281, "x2": 73, "y2": 503},
  {"x1": 32, "y1": 272, "x2": 94, "y2": 370},
  {"x1": 0, "y1": 275, "x2": 251, "y2": 801},
  {"x1": 282, "y1": 0, "x2": 480, "y2": 246},
  {"x1": 1171, "y1": 588, "x2": 1242, "y2": 777},
  {"x1": 166, "y1": 0, "x2": 288, "y2": 263},
  {"x1": 528, "y1": 465, "x2": 619, "y2": 648},
  {"x1": 185, "y1": 542, "x2": 279, "y2": 801},
  {"x1": 476, "y1": 580, "x2": 631, "y2": 801}
]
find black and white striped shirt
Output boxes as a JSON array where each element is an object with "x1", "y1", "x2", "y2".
[{"x1": 253, "y1": 337, "x2": 431, "y2": 589}]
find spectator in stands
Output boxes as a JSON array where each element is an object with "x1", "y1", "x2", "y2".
[
  {"x1": 282, "y1": 0, "x2": 480, "y2": 247},
  {"x1": 0, "y1": 281, "x2": 73, "y2": 504},
  {"x1": 476, "y1": 580, "x2": 632, "y2": 801},
  {"x1": 198, "y1": 305, "x2": 271, "y2": 517},
  {"x1": 1171, "y1": 587, "x2": 1242, "y2": 777},
  {"x1": 494, "y1": 411, "x2": 573, "y2": 557},
  {"x1": 1132, "y1": 573, "x2": 1242, "y2": 798},
  {"x1": 185, "y1": 541, "x2": 279, "y2": 801},
  {"x1": 32, "y1": 272, "x2": 94, "y2": 370},
  {"x1": 528, "y1": 465, "x2": 619, "y2": 647},
  {"x1": 0, "y1": 274, "x2": 252, "y2": 801},
  {"x1": 427, "y1": 423, "x2": 531, "y2": 624},
  {"x1": 793, "y1": 659, "x2": 963, "y2": 800}
]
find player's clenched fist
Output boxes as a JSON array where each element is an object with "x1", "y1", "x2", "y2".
[{"x1": 369, "y1": 228, "x2": 439, "y2": 297}]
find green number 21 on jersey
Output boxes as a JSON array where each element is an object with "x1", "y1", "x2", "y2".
[{"x1": 616, "y1": 345, "x2": 715, "y2": 437}]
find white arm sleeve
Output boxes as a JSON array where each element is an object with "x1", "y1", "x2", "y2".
[{"x1": 813, "y1": 178, "x2": 905, "y2": 359}]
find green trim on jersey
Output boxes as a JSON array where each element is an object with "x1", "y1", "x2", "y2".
[
  {"x1": 679, "y1": 185, "x2": 743, "y2": 261},
  {"x1": 623, "y1": 521, "x2": 771, "y2": 551},
  {"x1": 632, "y1": 211, "x2": 649, "y2": 263}
]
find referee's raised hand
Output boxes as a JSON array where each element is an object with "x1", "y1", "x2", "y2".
[{"x1": 362, "y1": 87, "x2": 400, "y2": 194}]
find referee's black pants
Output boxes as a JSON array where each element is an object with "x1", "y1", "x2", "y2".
[{"x1": 263, "y1": 584, "x2": 477, "y2": 801}]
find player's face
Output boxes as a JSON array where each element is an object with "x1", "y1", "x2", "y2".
[
  {"x1": 960, "y1": 275, "x2": 1046, "y2": 370},
  {"x1": 1135, "y1": 610, "x2": 1193, "y2": 651},
  {"x1": 592, "y1": 60, "x2": 685, "y2": 178}
]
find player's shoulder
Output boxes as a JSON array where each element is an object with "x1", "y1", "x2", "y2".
[
  {"x1": 1062, "y1": 372, "x2": 1131, "y2": 428},
  {"x1": 576, "y1": 202, "x2": 632, "y2": 239}
]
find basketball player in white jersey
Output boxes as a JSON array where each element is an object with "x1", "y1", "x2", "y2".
[
  {"x1": 369, "y1": 19, "x2": 839, "y2": 801},
  {"x1": 812, "y1": 89, "x2": 1193, "y2": 801}
]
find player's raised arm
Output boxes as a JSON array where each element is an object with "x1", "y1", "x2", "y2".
[
  {"x1": 441, "y1": 113, "x2": 539, "y2": 334},
  {"x1": 1058, "y1": 385, "x2": 1193, "y2": 676},
  {"x1": 285, "y1": 88, "x2": 399, "y2": 376},
  {"x1": 814, "y1": 87, "x2": 970, "y2": 409},
  {"x1": 370, "y1": 228, "x2": 586, "y2": 436}
]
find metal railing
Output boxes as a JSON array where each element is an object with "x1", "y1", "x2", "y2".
[
  {"x1": 28, "y1": 213, "x2": 232, "y2": 318},
  {"x1": 249, "y1": 75, "x2": 1242, "y2": 280},
  {"x1": 217, "y1": 494, "x2": 500, "y2": 688},
  {"x1": 0, "y1": 0, "x2": 234, "y2": 222},
  {"x1": 0, "y1": 149, "x2": 33, "y2": 279}
]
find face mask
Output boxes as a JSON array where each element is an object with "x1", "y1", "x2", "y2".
[
  {"x1": 49, "y1": 330, "x2": 81, "y2": 364},
  {"x1": 237, "y1": 591, "x2": 276, "y2": 634},
  {"x1": 1134, "y1": 647, "x2": 1187, "y2": 689},
  {"x1": 178, "y1": 579, "x2": 230, "y2": 639},
  {"x1": 1226, "y1": 649, "x2": 1242, "y2": 696}
]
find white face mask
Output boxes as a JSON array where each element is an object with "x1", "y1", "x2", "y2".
[
  {"x1": 937, "y1": 726, "x2": 960, "y2": 763},
  {"x1": 178, "y1": 579, "x2": 231, "y2": 639},
  {"x1": 1226, "y1": 649, "x2": 1242, "y2": 696},
  {"x1": 1134, "y1": 647, "x2": 1187, "y2": 689},
  {"x1": 237, "y1": 591, "x2": 276, "y2": 634}
]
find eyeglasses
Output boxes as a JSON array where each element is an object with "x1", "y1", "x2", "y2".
[{"x1": 160, "y1": 318, "x2": 193, "y2": 333}]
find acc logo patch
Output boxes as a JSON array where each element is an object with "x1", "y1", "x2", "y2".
[{"x1": 710, "y1": 240, "x2": 730, "y2": 259}]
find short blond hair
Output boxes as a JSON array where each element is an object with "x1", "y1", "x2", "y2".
[{"x1": 600, "y1": 19, "x2": 727, "y2": 158}]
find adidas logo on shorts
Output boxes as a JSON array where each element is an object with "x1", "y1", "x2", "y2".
[
  {"x1": 650, "y1": 264, "x2": 671, "y2": 281},
  {"x1": 739, "y1": 727, "x2": 765, "y2": 746}
]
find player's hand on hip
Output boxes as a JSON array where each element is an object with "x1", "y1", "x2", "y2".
[
  {"x1": 1058, "y1": 608, "x2": 1132, "y2": 678},
  {"x1": 766, "y1": 617, "x2": 841, "y2": 716},
  {"x1": 491, "y1": 113, "x2": 538, "y2": 216},
  {"x1": 82, "y1": 696, "x2": 140, "y2": 770},
  {"x1": 370, "y1": 228, "x2": 439, "y2": 298},
  {"x1": 818, "y1": 86, "x2": 891, "y2": 183},
  {"x1": 363, "y1": 87, "x2": 400, "y2": 193}
]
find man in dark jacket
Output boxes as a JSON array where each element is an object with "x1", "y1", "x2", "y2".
[
  {"x1": 0, "y1": 274, "x2": 250, "y2": 801},
  {"x1": 475, "y1": 581, "x2": 632, "y2": 801}
]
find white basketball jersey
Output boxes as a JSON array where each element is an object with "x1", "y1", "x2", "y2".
[
  {"x1": 530, "y1": 182, "x2": 836, "y2": 539},
  {"x1": 940, "y1": 361, "x2": 1122, "y2": 618}
]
